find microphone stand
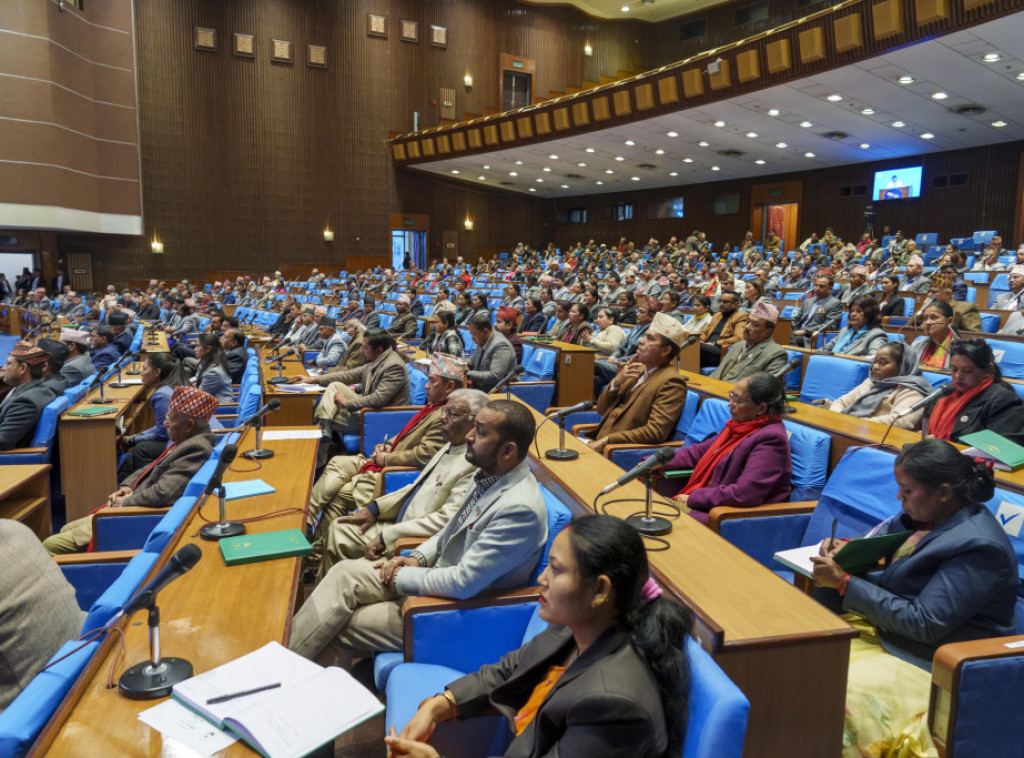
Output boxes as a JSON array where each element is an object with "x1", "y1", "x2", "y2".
[
  {"x1": 199, "y1": 483, "x2": 246, "y2": 540},
  {"x1": 109, "y1": 356, "x2": 133, "y2": 388},
  {"x1": 90, "y1": 376, "x2": 110, "y2": 404},
  {"x1": 545, "y1": 415, "x2": 579, "y2": 461},
  {"x1": 625, "y1": 469, "x2": 673, "y2": 537},
  {"x1": 118, "y1": 603, "x2": 192, "y2": 699},
  {"x1": 242, "y1": 412, "x2": 275, "y2": 459}
]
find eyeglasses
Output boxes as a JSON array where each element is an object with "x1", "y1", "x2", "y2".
[
  {"x1": 727, "y1": 392, "x2": 753, "y2": 405},
  {"x1": 443, "y1": 408, "x2": 473, "y2": 421}
]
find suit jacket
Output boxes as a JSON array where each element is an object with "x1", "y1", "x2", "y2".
[
  {"x1": 448, "y1": 625, "x2": 668, "y2": 758},
  {"x1": 196, "y1": 363, "x2": 235, "y2": 403},
  {"x1": 314, "y1": 332, "x2": 346, "y2": 369},
  {"x1": 820, "y1": 505, "x2": 1018, "y2": 664},
  {"x1": 112, "y1": 330, "x2": 132, "y2": 355},
  {"x1": 65, "y1": 303, "x2": 87, "y2": 318},
  {"x1": 136, "y1": 304, "x2": 161, "y2": 320},
  {"x1": 90, "y1": 343, "x2": 120, "y2": 374},
  {"x1": 388, "y1": 310, "x2": 418, "y2": 339},
  {"x1": 699, "y1": 310, "x2": 748, "y2": 349},
  {"x1": 0, "y1": 379, "x2": 56, "y2": 450},
  {"x1": 337, "y1": 334, "x2": 368, "y2": 371},
  {"x1": 661, "y1": 422, "x2": 792, "y2": 523},
  {"x1": 467, "y1": 330, "x2": 516, "y2": 392},
  {"x1": 822, "y1": 326, "x2": 888, "y2": 357},
  {"x1": 911, "y1": 300, "x2": 982, "y2": 333},
  {"x1": 394, "y1": 460, "x2": 547, "y2": 599},
  {"x1": 0, "y1": 521, "x2": 85, "y2": 712},
  {"x1": 999, "y1": 311, "x2": 1024, "y2": 335},
  {"x1": 60, "y1": 353, "x2": 94, "y2": 386},
  {"x1": 384, "y1": 406, "x2": 446, "y2": 468},
  {"x1": 878, "y1": 294, "x2": 906, "y2": 319},
  {"x1": 934, "y1": 380, "x2": 1024, "y2": 446},
  {"x1": 362, "y1": 311, "x2": 381, "y2": 329},
  {"x1": 592, "y1": 364, "x2": 688, "y2": 445},
  {"x1": 121, "y1": 431, "x2": 215, "y2": 506},
  {"x1": 608, "y1": 322, "x2": 648, "y2": 362},
  {"x1": 225, "y1": 346, "x2": 248, "y2": 384},
  {"x1": 901, "y1": 275, "x2": 932, "y2": 295},
  {"x1": 712, "y1": 337, "x2": 788, "y2": 382},
  {"x1": 317, "y1": 348, "x2": 410, "y2": 410},
  {"x1": 993, "y1": 290, "x2": 1024, "y2": 311},
  {"x1": 520, "y1": 312, "x2": 546, "y2": 333},
  {"x1": 795, "y1": 295, "x2": 843, "y2": 333},
  {"x1": 373, "y1": 442, "x2": 476, "y2": 550},
  {"x1": 839, "y1": 283, "x2": 874, "y2": 305}
]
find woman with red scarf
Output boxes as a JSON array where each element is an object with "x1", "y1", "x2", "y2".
[
  {"x1": 656, "y1": 373, "x2": 792, "y2": 524},
  {"x1": 927, "y1": 338, "x2": 1024, "y2": 446}
]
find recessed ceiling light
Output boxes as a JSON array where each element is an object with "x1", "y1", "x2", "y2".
[
  {"x1": 1017, "y1": 72, "x2": 1024, "y2": 81},
  {"x1": 655, "y1": 149, "x2": 665, "y2": 155},
  {"x1": 860, "y1": 143, "x2": 870, "y2": 149},
  {"x1": 596, "y1": 180, "x2": 603, "y2": 185},
  {"x1": 515, "y1": 160, "x2": 523, "y2": 165},
  {"x1": 891, "y1": 120, "x2": 906, "y2": 128},
  {"x1": 992, "y1": 120, "x2": 1008, "y2": 127},
  {"x1": 620, "y1": 5, "x2": 629, "y2": 11},
  {"x1": 746, "y1": 131, "x2": 758, "y2": 138},
  {"x1": 804, "y1": 152, "x2": 815, "y2": 158},
  {"x1": 921, "y1": 132, "x2": 935, "y2": 140},
  {"x1": 614, "y1": 156, "x2": 624, "y2": 161},
  {"x1": 624, "y1": 139, "x2": 635, "y2": 146},
  {"x1": 509, "y1": 171, "x2": 518, "y2": 176},
  {"x1": 767, "y1": 109, "x2": 781, "y2": 116},
  {"x1": 667, "y1": 131, "x2": 678, "y2": 137},
  {"x1": 800, "y1": 121, "x2": 813, "y2": 128},
  {"x1": 698, "y1": 140, "x2": 709, "y2": 147},
  {"x1": 983, "y1": 52, "x2": 1002, "y2": 62},
  {"x1": 451, "y1": 169, "x2": 459, "y2": 174},
  {"x1": 536, "y1": 178, "x2": 544, "y2": 182},
  {"x1": 931, "y1": 92, "x2": 948, "y2": 100},
  {"x1": 755, "y1": 159, "x2": 766, "y2": 165},
  {"x1": 605, "y1": 169, "x2": 614, "y2": 174},
  {"x1": 775, "y1": 142, "x2": 788, "y2": 148},
  {"x1": 577, "y1": 162, "x2": 587, "y2": 167},
  {"x1": 898, "y1": 75, "x2": 914, "y2": 84},
  {"x1": 483, "y1": 164, "x2": 490, "y2": 169},
  {"x1": 711, "y1": 165, "x2": 720, "y2": 171},
  {"x1": 669, "y1": 171, "x2": 678, "y2": 176},
  {"x1": 542, "y1": 166, "x2": 551, "y2": 172},
  {"x1": 560, "y1": 184, "x2": 569, "y2": 188},
  {"x1": 631, "y1": 176, "x2": 640, "y2": 181},
  {"x1": 861, "y1": 107, "x2": 875, "y2": 115},
  {"x1": 713, "y1": 120, "x2": 726, "y2": 127},
  {"x1": 827, "y1": 94, "x2": 843, "y2": 102},
  {"x1": 585, "y1": 147, "x2": 596, "y2": 153},
  {"x1": 529, "y1": 188, "x2": 536, "y2": 192},
  {"x1": 548, "y1": 154, "x2": 559, "y2": 160},
  {"x1": 683, "y1": 158, "x2": 693, "y2": 163}
]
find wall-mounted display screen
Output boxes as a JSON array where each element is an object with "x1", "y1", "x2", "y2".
[{"x1": 872, "y1": 166, "x2": 922, "y2": 200}]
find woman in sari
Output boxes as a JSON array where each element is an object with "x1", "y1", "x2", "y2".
[
  {"x1": 911, "y1": 301, "x2": 959, "y2": 370},
  {"x1": 829, "y1": 341, "x2": 932, "y2": 430},
  {"x1": 927, "y1": 337, "x2": 1024, "y2": 445},
  {"x1": 656, "y1": 372, "x2": 792, "y2": 525},
  {"x1": 562, "y1": 303, "x2": 594, "y2": 345},
  {"x1": 822, "y1": 295, "x2": 887, "y2": 357},
  {"x1": 811, "y1": 439, "x2": 1018, "y2": 758}
]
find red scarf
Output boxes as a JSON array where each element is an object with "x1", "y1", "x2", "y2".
[
  {"x1": 928, "y1": 376, "x2": 993, "y2": 441},
  {"x1": 682, "y1": 415, "x2": 781, "y2": 495},
  {"x1": 358, "y1": 401, "x2": 446, "y2": 474}
]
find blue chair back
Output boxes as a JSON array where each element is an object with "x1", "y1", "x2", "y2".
[
  {"x1": 522, "y1": 347, "x2": 556, "y2": 381},
  {"x1": 684, "y1": 399, "x2": 730, "y2": 446},
  {"x1": 922, "y1": 371, "x2": 952, "y2": 388},
  {"x1": 142, "y1": 496, "x2": 199, "y2": 554},
  {"x1": 915, "y1": 233, "x2": 938, "y2": 246},
  {"x1": 530, "y1": 485, "x2": 574, "y2": 583},
  {"x1": 989, "y1": 339, "x2": 1024, "y2": 380},
  {"x1": 783, "y1": 349, "x2": 802, "y2": 390},
  {"x1": 683, "y1": 637, "x2": 750, "y2": 758},
  {"x1": 80, "y1": 550, "x2": 161, "y2": 632},
  {"x1": 979, "y1": 312, "x2": 999, "y2": 333},
  {"x1": 407, "y1": 367, "x2": 428, "y2": 405},
  {"x1": 798, "y1": 355, "x2": 870, "y2": 404},
  {"x1": 781, "y1": 420, "x2": 830, "y2": 500},
  {"x1": 31, "y1": 395, "x2": 70, "y2": 449},
  {"x1": 508, "y1": 382, "x2": 555, "y2": 413},
  {"x1": 362, "y1": 409, "x2": 419, "y2": 456},
  {"x1": 804, "y1": 446, "x2": 900, "y2": 544},
  {"x1": 520, "y1": 343, "x2": 535, "y2": 366}
]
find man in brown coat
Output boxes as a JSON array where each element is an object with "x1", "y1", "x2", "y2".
[
  {"x1": 911, "y1": 270, "x2": 983, "y2": 333},
  {"x1": 585, "y1": 312, "x2": 689, "y2": 454},
  {"x1": 698, "y1": 289, "x2": 748, "y2": 368}
]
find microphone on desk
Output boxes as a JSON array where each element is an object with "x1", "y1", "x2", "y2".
[
  {"x1": 682, "y1": 334, "x2": 700, "y2": 349},
  {"x1": 598, "y1": 446, "x2": 675, "y2": 496},
  {"x1": 772, "y1": 356, "x2": 803, "y2": 380},
  {"x1": 237, "y1": 398, "x2": 281, "y2": 429},
  {"x1": 895, "y1": 382, "x2": 955, "y2": 419},
  {"x1": 241, "y1": 399, "x2": 281, "y2": 460},
  {"x1": 548, "y1": 400, "x2": 594, "y2": 419},
  {"x1": 111, "y1": 350, "x2": 142, "y2": 385},
  {"x1": 201, "y1": 444, "x2": 247, "y2": 540},
  {"x1": 116, "y1": 543, "x2": 203, "y2": 699},
  {"x1": 85, "y1": 367, "x2": 113, "y2": 404},
  {"x1": 24, "y1": 318, "x2": 54, "y2": 339},
  {"x1": 543, "y1": 400, "x2": 594, "y2": 461},
  {"x1": 490, "y1": 364, "x2": 525, "y2": 395}
]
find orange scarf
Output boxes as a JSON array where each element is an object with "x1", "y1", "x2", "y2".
[
  {"x1": 682, "y1": 415, "x2": 781, "y2": 495},
  {"x1": 928, "y1": 376, "x2": 993, "y2": 441}
]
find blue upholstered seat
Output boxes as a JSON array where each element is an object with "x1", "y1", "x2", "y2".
[{"x1": 798, "y1": 355, "x2": 870, "y2": 404}]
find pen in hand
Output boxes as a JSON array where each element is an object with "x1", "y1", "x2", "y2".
[
  {"x1": 829, "y1": 517, "x2": 838, "y2": 552},
  {"x1": 206, "y1": 682, "x2": 281, "y2": 705}
]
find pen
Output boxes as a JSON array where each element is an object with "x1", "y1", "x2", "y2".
[
  {"x1": 829, "y1": 517, "x2": 838, "y2": 551},
  {"x1": 206, "y1": 682, "x2": 281, "y2": 705}
]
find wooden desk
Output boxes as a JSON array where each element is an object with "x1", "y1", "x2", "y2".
[
  {"x1": 525, "y1": 340, "x2": 596, "y2": 405},
  {"x1": 522, "y1": 402, "x2": 855, "y2": 758},
  {"x1": 137, "y1": 330, "x2": 170, "y2": 352},
  {"x1": 0, "y1": 464, "x2": 52, "y2": 538},
  {"x1": 264, "y1": 359, "x2": 321, "y2": 426},
  {"x1": 33, "y1": 427, "x2": 319, "y2": 758},
  {"x1": 59, "y1": 383, "x2": 152, "y2": 522}
]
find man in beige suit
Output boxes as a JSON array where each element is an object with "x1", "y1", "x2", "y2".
[
  {"x1": 318, "y1": 387, "x2": 487, "y2": 573},
  {"x1": 585, "y1": 312, "x2": 689, "y2": 454},
  {"x1": 307, "y1": 353, "x2": 467, "y2": 552}
]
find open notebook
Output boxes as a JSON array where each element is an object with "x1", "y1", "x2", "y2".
[{"x1": 171, "y1": 641, "x2": 383, "y2": 758}]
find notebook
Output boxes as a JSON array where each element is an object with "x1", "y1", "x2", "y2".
[
  {"x1": 222, "y1": 479, "x2": 276, "y2": 500},
  {"x1": 219, "y1": 530, "x2": 312, "y2": 566},
  {"x1": 960, "y1": 430, "x2": 1024, "y2": 472},
  {"x1": 172, "y1": 642, "x2": 384, "y2": 758},
  {"x1": 68, "y1": 405, "x2": 119, "y2": 416},
  {"x1": 774, "y1": 530, "x2": 912, "y2": 577}
]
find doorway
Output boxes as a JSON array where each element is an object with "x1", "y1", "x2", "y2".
[
  {"x1": 391, "y1": 230, "x2": 426, "y2": 271},
  {"x1": 757, "y1": 202, "x2": 799, "y2": 255},
  {"x1": 502, "y1": 71, "x2": 531, "y2": 111}
]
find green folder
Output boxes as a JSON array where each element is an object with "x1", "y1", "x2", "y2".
[
  {"x1": 67, "y1": 405, "x2": 119, "y2": 416},
  {"x1": 832, "y1": 531, "x2": 912, "y2": 575},
  {"x1": 219, "y1": 529, "x2": 312, "y2": 566},
  {"x1": 959, "y1": 430, "x2": 1024, "y2": 472}
]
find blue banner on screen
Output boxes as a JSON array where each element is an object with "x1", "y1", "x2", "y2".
[{"x1": 872, "y1": 167, "x2": 922, "y2": 200}]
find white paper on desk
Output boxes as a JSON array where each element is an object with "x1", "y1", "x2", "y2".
[
  {"x1": 138, "y1": 699, "x2": 237, "y2": 756},
  {"x1": 415, "y1": 358, "x2": 432, "y2": 366},
  {"x1": 273, "y1": 383, "x2": 324, "y2": 394},
  {"x1": 262, "y1": 429, "x2": 323, "y2": 440},
  {"x1": 117, "y1": 378, "x2": 144, "y2": 385},
  {"x1": 772, "y1": 544, "x2": 819, "y2": 578}
]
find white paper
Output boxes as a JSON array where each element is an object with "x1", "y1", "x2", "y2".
[
  {"x1": 273, "y1": 383, "x2": 324, "y2": 394},
  {"x1": 262, "y1": 429, "x2": 323, "y2": 440},
  {"x1": 772, "y1": 544, "x2": 820, "y2": 578},
  {"x1": 117, "y1": 378, "x2": 144, "y2": 385},
  {"x1": 415, "y1": 358, "x2": 432, "y2": 366},
  {"x1": 138, "y1": 699, "x2": 237, "y2": 756}
]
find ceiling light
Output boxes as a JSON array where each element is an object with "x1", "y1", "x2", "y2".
[
  {"x1": 891, "y1": 120, "x2": 906, "y2": 127},
  {"x1": 1017, "y1": 73, "x2": 1024, "y2": 81},
  {"x1": 515, "y1": 160, "x2": 523, "y2": 165},
  {"x1": 683, "y1": 158, "x2": 693, "y2": 163},
  {"x1": 698, "y1": 140, "x2": 709, "y2": 147},
  {"x1": 775, "y1": 142, "x2": 788, "y2": 148},
  {"x1": 755, "y1": 159, "x2": 766, "y2": 165},
  {"x1": 931, "y1": 92, "x2": 948, "y2": 100},
  {"x1": 921, "y1": 132, "x2": 935, "y2": 139},
  {"x1": 827, "y1": 94, "x2": 843, "y2": 102},
  {"x1": 768, "y1": 109, "x2": 781, "y2": 116},
  {"x1": 536, "y1": 178, "x2": 544, "y2": 182},
  {"x1": 667, "y1": 131, "x2": 678, "y2": 137},
  {"x1": 483, "y1": 164, "x2": 490, "y2": 169},
  {"x1": 596, "y1": 180, "x2": 604, "y2": 185},
  {"x1": 585, "y1": 147, "x2": 596, "y2": 153},
  {"x1": 615, "y1": 156, "x2": 624, "y2": 161},
  {"x1": 804, "y1": 152, "x2": 815, "y2": 158},
  {"x1": 621, "y1": 5, "x2": 629, "y2": 11},
  {"x1": 669, "y1": 171, "x2": 678, "y2": 176},
  {"x1": 477, "y1": 175, "x2": 485, "y2": 180},
  {"x1": 711, "y1": 165, "x2": 721, "y2": 171},
  {"x1": 450, "y1": 169, "x2": 459, "y2": 174},
  {"x1": 898, "y1": 75, "x2": 914, "y2": 84},
  {"x1": 983, "y1": 52, "x2": 1002, "y2": 62},
  {"x1": 713, "y1": 120, "x2": 726, "y2": 127},
  {"x1": 548, "y1": 154, "x2": 559, "y2": 160},
  {"x1": 605, "y1": 169, "x2": 614, "y2": 174},
  {"x1": 542, "y1": 166, "x2": 551, "y2": 172},
  {"x1": 861, "y1": 107, "x2": 875, "y2": 115},
  {"x1": 992, "y1": 120, "x2": 1008, "y2": 127},
  {"x1": 746, "y1": 131, "x2": 758, "y2": 138},
  {"x1": 577, "y1": 162, "x2": 587, "y2": 167},
  {"x1": 800, "y1": 121, "x2": 813, "y2": 128},
  {"x1": 655, "y1": 149, "x2": 665, "y2": 155},
  {"x1": 529, "y1": 188, "x2": 536, "y2": 192},
  {"x1": 560, "y1": 184, "x2": 569, "y2": 188},
  {"x1": 860, "y1": 143, "x2": 870, "y2": 149},
  {"x1": 624, "y1": 139, "x2": 635, "y2": 146},
  {"x1": 631, "y1": 176, "x2": 640, "y2": 181},
  {"x1": 509, "y1": 171, "x2": 518, "y2": 176}
]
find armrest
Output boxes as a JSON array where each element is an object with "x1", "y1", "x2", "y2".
[
  {"x1": 393, "y1": 536, "x2": 426, "y2": 555},
  {"x1": 0, "y1": 446, "x2": 48, "y2": 455},
  {"x1": 93, "y1": 506, "x2": 170, "y2": 519},
  {"x1": 570, "y1": 422, "x2": 598, "y2": 436},
  {"x1": 603, "y1": 440, "x2": 685, "y2": 460},
  {"x1": 707, "y1": 500, "x2": 818, "y2": 532},
  {"x1": 52, "y1": 549, "x2": 140, "y2": 565}
]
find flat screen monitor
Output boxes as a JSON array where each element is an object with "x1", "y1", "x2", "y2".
[{"x1": 872, "y1": 166, "x2": 922, "y2": 200}]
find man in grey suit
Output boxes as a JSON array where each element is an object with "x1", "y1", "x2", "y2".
[
  {"x1": 303, "y1": 316, "x2": 345, "y2": 371},
  {"x1": 900, "y1": 255, "x2": 932, "y2": 295},
  {"x1": 466, "y1": 313, "x2": 516, "y2": 392},
  {"x1": 791, "y1": 275, "x2": 843, "y2": 348},
  {"x1": 994, "y1": 265, "x2": 1024, "y2": 312},
  {"x1": 222, "y1": 328, "x2": 249, "y2": 384},
  {"x1": 713, "y1": 302, "x2": 789, "y2": 382},
  {"x1": 289, "y1": 399, "x2": 548, "y2": 668},
  {"x1": 0, "y1": 342, "x2": 56, "y2": 451},
  {"x1": 58, "y1": 328, "x2": 95, "y2": 386}
]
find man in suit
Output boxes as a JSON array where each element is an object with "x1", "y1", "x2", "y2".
[
  {"x1": 791, "y1": 275, "x2": 843, "y2": 348},
  {"x1": 299, "y1": 316, "x2": 344, "y2": 371},
  {"x1": 43, "y1": 386, "x2": 218, "y2": 554},
  {"x1": 307, "y1": 353, "x2": 465, "y2": 547},
  {"x1": 993, "y1": 265, "x2": 1024, "y2": 312},
  {"x1": 36, "y1": 338, "x2": 70, "y2": 396},
  {"x1": 221, "y1": 328, "x2": 248, "y2": 383},
  {"x1": 107, "y1": 310, "x2": 133, "y2": 354},
  {"x1": 289, "y1": 399, "x2": 548, "y2": 667},
  {"x1": 387, "y1": 294, "x2": 419, "y2": 340},
  {"x1": 0, "y1": 342, "x2": 56, "y2": 451},
  {"x1": 586, "y1": 312, "x2": 689, "y2": 454},
  {"x1": 900, "y1": 255, "x2": 932, "y2": 294},
  {"x1": 338, "y1": 298, "x2": 364, "y2": 325},
  {"x1": 839, "y1": 265, "x2": 874, "y2": 306},
  {"x1": 62, "y1": 292, "x2": 87, "y2": 318},
  {"x1": 911, "y1": 270, "x2": 983, "y2": 333},
  {"x1": 466, "y1": 313, "x2": 516, "y2": 392},
  {"x1": 59, "y1": 328, "x2": 95, "y2": 385},
  {"x1": 593, "y1": 296, "x2": 656, "y2": 394},
  {"x1": 361, "y1": 296, "x2": 382, "y2": 329},
  {"x1": 88, "y1": 326, "x2": 121, "y2": 374},
  {"x1": 50, "y1": 267, "x2": 67, "y2": 295},
  {"x1": 713, "y1": 303, "x2": 789, "y2": 382},
  {"x1": 698, "y1": 289, "x2": 748, "y2": 367},
  {"x1": 319, "y1": 387, "x2": 486, "y2": 568}
]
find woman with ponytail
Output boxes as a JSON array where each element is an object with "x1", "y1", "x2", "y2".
[
  {"x1": 117, "y1": 352, "x2": 187, "y2": 477},
  {"x1": 812, "y1": 438, "x2": 1018, "y2": 756},
  {"x1": 387, "y1": 514, "x2": 693, "y2": 758}
]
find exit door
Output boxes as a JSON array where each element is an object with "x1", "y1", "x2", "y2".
[
  {"x1": 502, "y1": 71, "x2": 531, "y2": 111},
  {"x1": 391, "y1": 230, "x2": 426, "y2": 270},
  {"x1": 758, "y1": 202, "x2": 799, "y2": 256}
]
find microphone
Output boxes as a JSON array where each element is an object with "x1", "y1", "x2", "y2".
[
  {"x1": 772, "y1": 356, "x2": 803, "y2": 380},
  {"x1": 202, "y1": 443, "x2": 238, "y2": 498},
  {"x1": 86, "y1": 367, "x2": 112, "y2": 404},
  {"x1": 238, "y1": 398, "x2": 281, "y2": 428},
  {"x1": 548, "y1": 400, "x2": 594, "y2": 418},
  {"x1": 895, "y1": 382, "x2": 955, "y2": 419},
  {"x1": 598, "y1": 446, "x2": 675, "y2": 496},
  {"x1": 490, "y1": 364, "x2": 525, "y2": 394},
  {"x1": 268, "y1": 347, "x2": 296, "y2": 363},
  {"x1": 24, "y1": 318, "x2": 54, "y2": 339},
  {"x1": 118, "y1": 544, "x2": 202, "y2": 618},
  {"x1": 681, "y1": 334, "x2": 699, "y2": 349}
]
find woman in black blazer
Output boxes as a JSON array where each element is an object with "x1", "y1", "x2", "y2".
[
  {"x1": 876, "y1": 274, "x2": 906, "y2": 319},
  {"x1": 388, "y1": 516, "x2": 694, "y2": 758}
]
